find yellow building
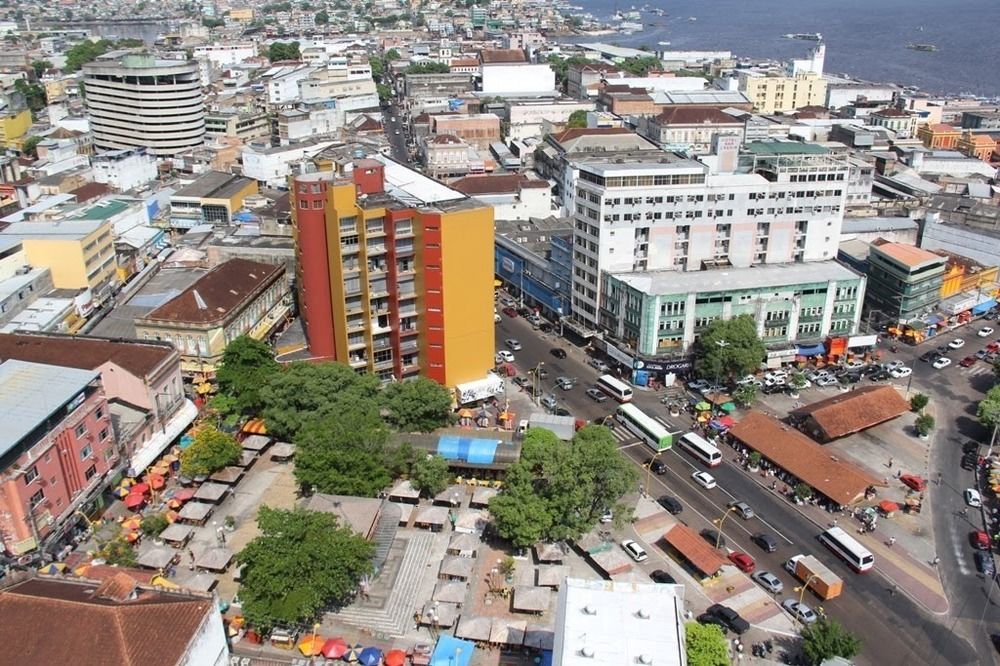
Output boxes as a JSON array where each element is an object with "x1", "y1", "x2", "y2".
[
  {"x1": 228, "y1": 7, "x2": 255, "y2": 20},
  {"x1": 1, "y1": 219, "x2": 118, "y2": 299},
  {"x1": 737, "y1": 71, "x2": 827, "y2": 114},
  {"x1": 938, "y1": 252, "x2": 1000, "y2": 299},
  {"x1": 917, "y1": 123, "x2": 961, "y2": 150},
  {"x1": 135, "y1": 259, "x2": 290, "y2": 376},
  {"x1": 169, "y1": 171, "x2": 259, "y2": 229},
  {"x1": 957, "y1": 130, "x2": 996, "y2": 162},
  {"x1": 292, "y1": 157, "x2": 494, "y2": 387},
  {"x1": 0, "y1": 108, "x2": 31, "y2": 149}
]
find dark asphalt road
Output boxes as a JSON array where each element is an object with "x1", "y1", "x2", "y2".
[
  {"x1": 495, "y1": 309, "x2": 988, "y2": 665},
  {"x1": 382, "y1": 102, "x2": 410, "y2": 164}
]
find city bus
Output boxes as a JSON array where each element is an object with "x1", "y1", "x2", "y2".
[
  {"x1": 677, "y1": 432, "x2": 722, "y2": 467},
  {"x1": 818, "y1": 526, "x2": 875, "y2": 573},
  {"x1": 615, "y1": 404, "x2": 671, "y2": 452},
  {"x1": 597, "y1": 374, "x2": 633, "y2": 402}
]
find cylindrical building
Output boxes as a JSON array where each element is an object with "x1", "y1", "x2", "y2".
[{"x1": 83, "y1": 55, "x2": 205, "y2": 156}]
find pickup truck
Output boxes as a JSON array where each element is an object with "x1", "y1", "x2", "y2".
[{"x1": 785, "y1": 554, "x2": 843, "y2": 600}]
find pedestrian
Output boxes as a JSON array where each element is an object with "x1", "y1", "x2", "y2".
[
  {"x1": 888, "y1": 536, "x2": 896, "y2": 547},
  {"x1": 833, "y1": 518, "x2": 838, "y2": 527},
  {"x1": 891, "y1": 584, "x2": 898, "y2": 596},
  {"x1": 932, "y1": 557, "x2": 940, "y2": 566},
  {"x1": 888, "y1": 457, "x2": 894, "y2": 469}
]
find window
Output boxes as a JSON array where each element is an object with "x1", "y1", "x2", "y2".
[
  {"x1": 85, "y1": 465, "x2": 97, "y2": 481},
  {"x1": 75, "y1": 423, "x2": 87, "y2": 438},
  {"x1": 99, "y1": 428, "x2": 109, "y2": 441},
  {"x1": 24, "y1": 465, "x2": 38, "y2": 484},
  {"x1": 29, "y1": 489, "x2": 44, "y2": 509},
  {"x1": 95, "y1": 407, "x2": 104, "y2": 420},
  {"x1": 80, "y1": 444, "x2": 93, "y2": 460}
]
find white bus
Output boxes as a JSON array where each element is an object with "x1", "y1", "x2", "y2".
[
  {"x1": 819, "y1": 526, "x2": 875, "y2": 573},
  {"x1": 597, "y1": 374, "x2": 633, "y2": 402},
  {"x1": 677, "y1": 432, "x2": 722, "y2": 467},
  {"x1": 615, "y1": 404, "x2": 671, "y2": 452}
]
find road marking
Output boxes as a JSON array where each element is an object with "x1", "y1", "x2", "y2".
[{"x1": 617, "y1": 441, "x2": 642, "y2": 450}]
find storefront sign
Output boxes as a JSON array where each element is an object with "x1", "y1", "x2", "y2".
[
  {"x1": 766, "y1": 348, "x2": 797, "y2": 361},
  {"x1": 634, "y1": 358, "x2": 693, "y2": 373},
  {"x1": 847, "y1": 334, "x2": 878, "y2": 348},
  {"x1": 604, "y1": 341, "x2": 635, "y2": 368}
]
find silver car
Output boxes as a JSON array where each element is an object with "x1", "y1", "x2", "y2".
[
  {"x1": 751, "y1": 571, "x2": 784, "y2": 594},
  {"x1": 540, "y1": 394, "x2": 558, "y2": 410},
  {"x1": 556, "y1": 376, "x2": 576, "y2": 390}
]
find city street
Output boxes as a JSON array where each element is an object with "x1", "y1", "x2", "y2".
[
  {"x1": 382, "y1": 102, "x2": 410, "y2": 165},
  {"x1": 495, "y1": 309, "x2": 986, "y2": 665}
]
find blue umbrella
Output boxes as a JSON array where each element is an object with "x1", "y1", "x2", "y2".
[{"x1": 359, "y1": 646, "x2": 383, "y2": 666}]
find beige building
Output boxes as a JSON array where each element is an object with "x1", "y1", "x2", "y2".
[
  {"x1": 134, "y1": 258, "x2": 290, "y2": 376},
  {"x1": 737, "y1": 71, "x2": 827, "y2": 114}
]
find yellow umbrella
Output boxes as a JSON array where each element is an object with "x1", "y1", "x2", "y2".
[
  {"x1": 165, "y1": 510, "x2": 179, "y2": 524},
  {"x1": 122, "y1": 516, "x2": 142, "y2": 531},
  {"x1": 151, "y1": 575, "x2": 180, "y2": 589},
  {"x1": 298, "y1": 635, "x2": 325, "y2": 656}
]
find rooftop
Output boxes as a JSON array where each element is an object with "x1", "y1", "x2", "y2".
[
  {"x1": 70, "y1": 199, "x2": 133, "y2": 221},
  {"x1": 840, "y1": 217, "x2": 919, "y2": 234},
  {"x1": 2, "y1": 220, "x2": 105, "y2": 241},
  {"x1": 451, "y1": 174, "x2": 549, "y2": 196},
  {"x1": 745, "y1": 140, "x2": 830, "y2": 156},
  {"x1": 0, "y1": 332, "x2": 176, "y2": 378},
  {"x1": 140, "y1": 258, "x2": 283, "y2": 325},
  {"x1": 870, "y1": 240, "x2": 945, "y2": 269},
  {"x1": 480, "y1": 49, "x2": 527, "y2": 64},
  {"x1": 0, "y1": 359, "x2": 98, "y2": 456},
  {"x1": 653, "y1": 106, "x2": 743, "y2": 125},
  {"x1": 789, "y1": 385, "x2": 910, "y2": 441},
  {"x1": 172, "y1": 171, "x2": 253, "y2": 201},
  {"x1": 610, "y1": 261, "x2": 863, "y2": 296}
]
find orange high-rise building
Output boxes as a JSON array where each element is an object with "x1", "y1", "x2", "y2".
[{"x1": 291, "y1": 158, "x2": 494, "y2": 387}]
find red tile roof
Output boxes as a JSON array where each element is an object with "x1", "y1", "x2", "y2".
[
  {"x1": 0, "y1": 577, "x2": 214, "y2": 666},
  {"x1": 662, "y1": 523, "x2": 726, "y2": 576},
  {"x1": 728, "y1": 412, "x2": 882, "y2": 506},
  {"x1": 71, "y1": 182, "x2": 112, "y2": 203},
  {"x1": 451, "y1": 174, "x2": 549, "y2": 195},
  {"x1": 141, "y1": 258, "x2": 284, "y2": 325},
  {"x1": 479, "y1": 49, "x2": 526, "y2": 64},
  {"x1": 789, "y1": 385, "x2": 910, "y2": 441},
  {"x1": 0, "y1": 333, "x2": 177, "y2": 378},
  {"x1": 654, "y1": 107, "x2": 742, "y2": 125},
  {"x1": 548, "y1": 127, "x2": 632, "y2": 143}
]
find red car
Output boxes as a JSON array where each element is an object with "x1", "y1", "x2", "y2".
[
  {"x1": 960, "y1": 356, "x2": 977, "y2": 367},
  {"x1": 728, "y1": 551, "x2": 756, "y2": 573},
  {"x1": 972, "y1": 530, "x2": 991, "y2": 551},
  {"x1": 501, "y1": 306, "x2": 518, "y2": 318}
]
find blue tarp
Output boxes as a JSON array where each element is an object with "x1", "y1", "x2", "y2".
[
  {"x1": 436, "y1": 436, "x2": 500, "y2": 465},
  {"x1": 796, "y1": 343, "x2": 826, "y2": 357},
  {"x1": 539, "y1": 650, "x2": 553, "y2": 666},
  {"x1": 431, "y1": 635, "x2": 475, "y2": 666},
  {"x1": 973, "y1": 300, "x2": 997, "y2": 315},
  {"x1": 924, "y1": 315, "x2": 943, "y2": 325}
]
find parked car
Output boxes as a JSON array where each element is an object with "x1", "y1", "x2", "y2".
[
  {"x1": 599, "y1": 510, "x2": 613, "y2": 524},
  {"x1": 728, "y1": 551, "x2": 756, "y2": 573},
  {"x1": 815, "y1": 376, "x2": 840, "y2": 387},
  {"x1": 539, "y1": 323, "x2": 553, "y2": 333},
  {"x1": 502, "y1": 306, "x2": 518, "y2": 318},
  {"x1": 764, "y1": 370, "x2": 788, "y2": 382},
  {"x1": 752, "y1": 571, "x2": 784, "y2": 594},
  {"x1": 782, "y1": 599, "x2": 818, "y2": 624},
  {"x1": 550, "y1": 348, "x2": 567, "y2": 359},
  {"x1": 885, "y1": 360, "x2": 906, "y2": 371},
  {"x1": 805, "y1": 369, "x2": 831, "y2": 382},
  {"x1": 979, "y1": 327, "x2": 995, "y2": 337},
  {"x1": 540, "y1": 394, "x2": 558, "y2": 410},
  {"x1": 751, "y1": 532, "x2": 778, "y2": 553},
  {"x1": 972, "y1": 530, "x2": 992, "y2": 551},
  {"x1": 736, "y1": 374, "x2": 762, "y2": 386},
  {"x1": 889, "y1": 367, "x2": 912, "y2": 378},
  {"x1": 688, "y1": 379, "x2": 711, "y2": 392},
  {"x1": 505, "y1": 338, "x2": 522, "y2": 351},
  {"x1": 762, "y1": 382, "x2": 787, "y2": 395},
  {"x1": 932, "y1": 357, "x2": 952, "y2": 369},
  {"x1": 650, "y1": 569, "x2": 676, "y2": 584},
  {"x1": 621, "y1": 539, "x2": 648, "y2": 562},
  {"x1": 960, "y1": 356, "x2": 978, "y2": 368},
  {"x1": 585, "y1": 388, "x2": 608, "y2": 403},
  {"x1": 692, "y1": 471, "x2": 717, "y2": 489},
  {"x1": 728, "y1": 501, "x2": 755, "y2": 520},
  {"x1": 919, "y1": 351, "x2": 937, "y2": 363},
  {"x1": 552, "y1": 408, "x2": 572, "y2": 417},
  {"x1": 843, "y1": 359, "x2": 867, "y2": 370},
  {"x1": 706, "y1": 604, "x2": 750, "y2": 634},
  {"x1": 555, "y1": 376, "x2": 576, "y2": 390},
  {"x1": 700, "y1": 528, "x2": 726, "y2": 549},
  {"x1": 977, "y1": 349, "x2": 990, "y2": 360},
  {"x1": 696, "y1": 613, "x2": 728, "y2": 631},
  {"x1": 645, "y1": 457, "x2": 667, "y2": 474},
  {"x1": 512, "y1": 376, "x2": 529, "y2": 389},
  {"x1": 966, "y1": 488, "x2": 983, "y2": 508},
  {"x1": 700, "y1": 383, "x2": 726, "y2": 395},
  {"x1": 976, "y1": 551, "x2": 996, "y2": 577},
  {"x1": 589, "y1": 359, "x2": 611, "y2": 373},
  {"x1": 949, "y1": 338, "x2": 966, "y2": 349},
  {"x1": 657, "y1": 495, "x2": 684, "y2": 514},
  {"x1": 495, "y1": 350, "x2": 514, "y2": 363}
]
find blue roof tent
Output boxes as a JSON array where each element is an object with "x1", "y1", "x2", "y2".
[
  {"x1": 796, "y1": 343, "x2": 826, "y2": 357},
  {"x1": 431, "y1": 635, "x2": 475, "y2": 666},
  {"x1": 437, "y1": 436, "x2": 501, "y2": 465},
  {"x1": 973, "y1": 300, "x2": 997, "y2": 315}
]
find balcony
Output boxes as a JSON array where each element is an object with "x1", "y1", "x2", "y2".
[{"x1": 348, "y1": 355, "x2": 368, "y2": 368}]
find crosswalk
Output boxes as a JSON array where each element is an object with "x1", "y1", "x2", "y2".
[{"x1": 959, "y1": 363, "x2": 996, "y2": 378}]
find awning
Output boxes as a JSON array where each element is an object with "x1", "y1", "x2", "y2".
[
  {"x1": 796, "y1": 343, "x2": 827, "y2": 357},
  {"x1": 974, "y1": 299, "x2": 997, "y2": 315},
  {"x1": 847, "y1": 334, "x2": 878, "y2": 349},
  {"x1": 924, "y1": 315, "x2": 943, "y2": 326},
  {"x1": 662, "y1": 523, "x2": 726, "y2": 576},
  {"x1": 242, "y1": 418, "x2": 268, "y2": 435},
  {"x1": 128, "y1": 400, "x2": 199, "y2": 476}
]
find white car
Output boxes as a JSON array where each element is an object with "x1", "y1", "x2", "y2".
[
  {"x1": 505, "y1": 338, "x2": 522, "y2": 351},
  {"x1": 966, "y1": 488, "x2": 983, "y2": 508},
  {"x1": 621, "y1": 539, "x2": 648, "y2": 562},
  {"x1": 700, "y1": 383, "x2": 725, "y2": 395},
  {"x1": 692, "y1": 471, "x2": 717, "y2": 489},
  {"x1": 688, "y1": 379, "x2": 711, "y2": 392},
  {"x1": 764, "y1": 370, "x2": 788, "y2": 382},
  {"x1": 495, "y1": 350, "x2": 515, "y2": 363},
  {"x1": 932, "y1": 357, "x2": 952, "y2": 369},
  {"x1": 782, "y1": 599, "x2": 818, "y2": 624},
  {"x1": 843, "y1": 360, "x2": 866, "y2": 370},
  {"x1": 889, "y1": 367, "x2": 912, "y2": 379},
  {"x1": 589, "y1": 359, "x2": 611, "y2": 373},
  {"x1": 763, "y1": 376, "x2": 786, "y2": 388},
  {"x1": 751, "y1": 571, "x2": 784, "y2": 594},
  {"x1": 885, "y1": 360, "x2": 906, "y2": 371},
  {"x1": 736, "y1": 374, "x2": 761, "y2": 386},
  {"x1": 979, "y1": 327, "x2": 995, "y2": 338},
  {"x1": 805, "y1": 369, "x2": 830, "y2": 382},
  {"x1": 948, "y1": 338, "x2": 965, "y2": 349},
  {"x1": 815, "y1": 376, "x2": 840, "y2": 387}
]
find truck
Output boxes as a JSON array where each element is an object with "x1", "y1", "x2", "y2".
[{"x1": 784, "y1": 554, "x2": 844, "y2": 600}]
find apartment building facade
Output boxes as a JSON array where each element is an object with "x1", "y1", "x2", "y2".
[{"x1": 736, "y1": 71, "x2": 827, "y2": 114}]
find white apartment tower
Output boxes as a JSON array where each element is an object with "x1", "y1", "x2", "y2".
[
  {"x1": 567, "y1": 151, "x2": 850, "y2": 328},
  {"x1": 83, "y1": 55, "x2": 205, "y2": 156}
]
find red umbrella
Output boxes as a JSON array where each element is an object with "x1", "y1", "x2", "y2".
[
  {"x1": 385, "y1": 649, "x2": 406, "y2": 666},
  {"x1": 124, "y1": 492, "x2": 146, "y2": 510},
  {"x1": 146, "y1": 473, "x2": 166, "y2": 491},
  {"x1": 321, "y1": 637, "x2": 348, "y2": 659},
  {"x1": 131, "y1": 482, "x2": 151, "y2": 495},
  {"x1": 172, "y1": 488, "x2": 196, "y2": 502}
]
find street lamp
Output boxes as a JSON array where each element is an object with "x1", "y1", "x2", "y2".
[
  {"x1": 712, "y1": 506, "x2": 738, "y2": 550},
  {"x1": 714, "y1": 339, "x2": 730, "y2": 395},
  {"x1": 793, "y1": 574, "x2": 820, "y2": 623},
  {"x1": 533, "y1": 362, "x2": 545, "y2": 405},
  {"x1": 644, "y1": 450, "x2": 663, "y2": 496}
]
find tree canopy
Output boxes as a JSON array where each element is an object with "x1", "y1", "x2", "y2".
[
  {"x1": 411, "y1": 454, "x2": 451, "y2": 496},
  {"x1": 20, "y1": 135, "x2": 43, "y2": 158},
  {"x1": 978, "y1": 385, "x2": 1000, "y2": 430},
  {"x1": 267, "y1": 41, "x2": 301, "y2": 62},
  {"x1": 489, "y1": 426, "x2": 636, "y2": 547},
  {"x1": 260, "y1": 361, "x2": 380, "y2": 441},
  {"x1": 801, "y1": 617, "x2": 862, "y2": 664},
  {"x1": 385, "y1": 48, "x2": 401, "y2": 61},
  {"x1": 293, "y1": 408, "x2": 391, "y2": 496},
  {"x1": 65, "y1": 39, "x2": 113, "y2": 71},
  {"x1": 31, "y1": 60, "x2": 52, "y2": 79},
  {"x1": 546, "y1": 54, "x2": 590, "y2": 91},
  {"x1": 566, "y1": 109, "x2": 588, "y2": 129},
  {"x1": 380, "y1": 377, "x2": 454, "y2": 432},
  {"x1": 694, "y1": 315, "x2": 765, "y2": 382},
  {"x1": 684, "y1": 622, "x2": 729, "y2": 666},
  {"x1": 237, "y1": 506, "x2": 374, "y2": 630},
  {"x1": 180, "y1": 425, "x2": 241, "y2": 477},
  {"x1": 213, "y1": 336, "x2": 279, "y2": 418},
  {"x1": 406, "y1": 61, "x2": 450, "y2": 74},
  {"x1": 314, "y1": 10, "x2": 329, "y2": 24},
  {"x1": 620, "y1": 55, "x2": 663, "y2": 76}
]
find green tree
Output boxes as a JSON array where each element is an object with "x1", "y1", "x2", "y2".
[
  {"x1": 909, "y1": 393, "x2": 929, "y2": 413},
  {"x1": 293, "y1": 409, "x2": 391, "y2": 496},
  {"x1": 993, "y1": 357, "x2": 1000, "y2": 378},
  {"x1": 267, "y1": 41, "x2": 301, "y2": 62},
  {"x1": 237, "y1": 506, "x2": 375, "y2": 630},
  {"x1": 376, "y1": 82, "x2": 393, "y2": 103},
  {"x1": 915, "y1": 413, "x2": 935, "y2": 437},
  {"x1": 411, "y1": 454, "x2": 451, "y2": 496},
  {"x1": 406, "y1": 61, "x2": 450, "y2": 74},
  {"x1": 140, "y1": 512, "x2": 170, "y2": 536},
  {"x1": 788, "y1": 372, "x2": 808, "y2": 392},
  {"x1": 314, "y1": 10, "x2": 329, "y2": 24},
  {"x1": 180, "y1": 425, "x2": 241, "y2": 477},
  {"x1": 381, "y1": 377, "x2": 454, "y2": 432},
  {"x1": 489, "y1": 426, "x2": 637, "y2": 547},
  {"x1": 694, "y1": 315, "x2": 766, "y2": 382},
  {"x1": 801, "y1": 617, "x2": 862, "y2": 664},
  {"x1": 545, "y1": 53, "x2": 590, "y2": 91},
  {"x1": 732, "y1": 383, "x2": 756, "y2": 408},
  {"x1": 794, "y1": 483, "x2": 814, "y2": 501},
  {"x1": 64, "y1": 39, "x2": 113, "y2": 72},
  {"x1": 385, "y1": 48, "x2": 401, "y2": 61},
  {"x1": 386, "y1": 441, "x2": 419, "y2": 477},
  {"x1": 620, "y1": 55, "x2": 662, "y2": 76},
  {"x1": 978, "y1": 385, "x2": 1000, "y2": 430},
  {"x1": 260, "y1": 361, "x2": 380, "y2": 441},
  {"x1": 566, "y1": 109, "x2": 587, "y2": 128},
  {"x1": 31, "y1": 60, "x2": 52, "y2": 79},
  {"x1": 14, "y1": 79, "x2": 46, "y2": 112},
  {"x1": 213, "y1": 336, "x2": 279, "y2": 418},
  {"x1": 685, "y1": 621, "x2": 729, "y2": 666},
  {"x1": 369, "y1": 56, "x2": 385, "y2": 79},
  {"x1": 202, "y1": 17, "x2": 225, "y2": 28},
  {"x1": 99, "y1": 536, "x2": 138, "y2": 566},
  {"x1": 20, "y1": 135, "x2": 43, "y2": 158}
]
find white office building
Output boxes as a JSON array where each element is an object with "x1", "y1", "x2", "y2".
[
  {"x1": 91, "y1": 147, "x2": 158, "y2": 192},
  {"x1": 192, "y1": 43, "x2": 258, "y2": 67},
  {"x1": 83, "y1": 55, "x2": 205, "y2": 156}
]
